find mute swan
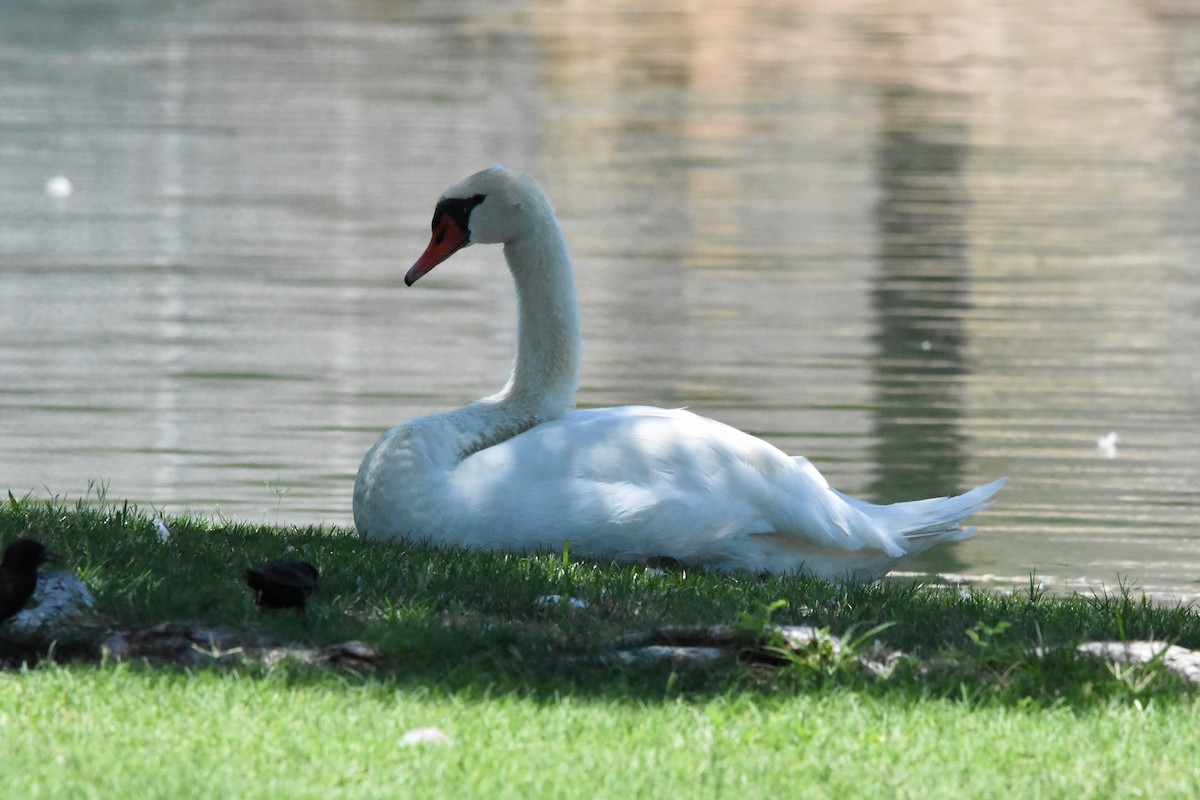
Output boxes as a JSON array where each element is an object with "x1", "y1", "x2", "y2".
[{"x1": 353, "y1": 166, "x2": 1005, "y2": 582}]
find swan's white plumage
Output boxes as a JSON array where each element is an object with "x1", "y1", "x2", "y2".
[{"x1": 354, "y1": 166, "x2": 1005, "y2": 582}]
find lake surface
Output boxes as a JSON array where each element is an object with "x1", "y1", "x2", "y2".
[{"x1": 3, "y1": 0, "x2": 1199, "y2": 600}]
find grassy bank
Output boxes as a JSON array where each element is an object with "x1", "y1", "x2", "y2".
[{"x1": 2, "y1": 492, "x2": 1199, "y2": 797}]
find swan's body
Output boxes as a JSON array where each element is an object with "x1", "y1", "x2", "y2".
[{"x1": 354, "y1": 166, "x2": 1004, "y2": 582}]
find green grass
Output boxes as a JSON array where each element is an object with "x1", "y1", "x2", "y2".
[
  {"x1": 3, "y1": 666, "x2": 1199, "y2": 799},
  {"x1": 3, "y1": 491, "x2": 1200, "y2": 797}
]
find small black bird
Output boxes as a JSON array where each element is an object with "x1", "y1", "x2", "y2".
[
  {"x1": 244, "y1": 560, "x2": 319, "y2": 613},
  {"x1": 0, "y1": 538, "x2": 57, "y2": 625}
]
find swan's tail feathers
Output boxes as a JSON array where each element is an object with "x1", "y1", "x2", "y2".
[{"x1": 834, "y1": 477, "x2": 1007, "y2": 556}]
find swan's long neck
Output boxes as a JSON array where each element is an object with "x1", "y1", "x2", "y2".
[{"x1": 487, "y1": 206, "x2": 581, "y2": 425}]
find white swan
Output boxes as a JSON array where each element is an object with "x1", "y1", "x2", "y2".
[{"x1": 354, "y1": 166, "x2": 1005, "y2": 582}]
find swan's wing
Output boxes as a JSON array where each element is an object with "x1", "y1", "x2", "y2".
[{"x1": 447, "y1": 406, "x2": 869, "y2": 561}]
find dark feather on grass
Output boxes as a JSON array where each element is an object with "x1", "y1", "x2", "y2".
[
  {"x1": 0, "y1": 538, "x2": 57, "y2": 625},
  {"x1": 244, "y1": 560, "x2": 319, "y2": 613}
]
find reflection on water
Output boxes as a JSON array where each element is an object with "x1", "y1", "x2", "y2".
[
  {"x1": 871, "y1": 84, "x2": 971, "y2": 575},
  {"x1": 1, "y1": 0, "x2": 1199, "y2": 599}
]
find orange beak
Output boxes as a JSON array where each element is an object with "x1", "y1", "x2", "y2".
[{"x1": 405, "y1": 216, "x2": 471, "y2": 286}]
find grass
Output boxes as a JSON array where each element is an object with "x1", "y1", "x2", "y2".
[
  {"x1": 3, "y1": 490, "x2": 1200, "y2": 797},
  {"x1": 4, "y1": 668, "x2": 1200, "y2": 798}
]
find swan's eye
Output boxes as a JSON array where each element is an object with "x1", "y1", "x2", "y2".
[{"x1": 432, "y1": 194, "x2": 488, "y2": 238}]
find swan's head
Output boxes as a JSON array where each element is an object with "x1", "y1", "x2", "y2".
[{"x1": 406, "y1": 165, "x2": 549, "y2": 286}]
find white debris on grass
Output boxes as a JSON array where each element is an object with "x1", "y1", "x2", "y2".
[
  {"x1": 152, "y1": 518, "x2": 172, "y2": 543},
  {"x1": 612, "y1": 646, "x2": 725, "y2": 666},
  {"x1": 535, "y1": 594, "x2": 589, "y2": 610},
  {"x1": 399, "y1": 727, "x2": 453, "y2": 747},
  {"x1": 1077, "y1": 640, "x2": 1200, "y2": 684},
  {"x1": 609, "y1": 642, "x2": 720, "y2": 671},
  {"x1": 774, "y1": 625, "x2": 836, "y2": 652},
  {"x1": 6, "y1": 570, "x2": 97, "y2": 635}
]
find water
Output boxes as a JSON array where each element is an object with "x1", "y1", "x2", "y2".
[{"x1": 2, "y1": 0, "x2": 1199, "y2": 600}]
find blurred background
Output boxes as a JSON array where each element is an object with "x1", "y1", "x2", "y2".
[{"x1": 2, "y1": 0, "x2": 1199, "y2": 599}]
